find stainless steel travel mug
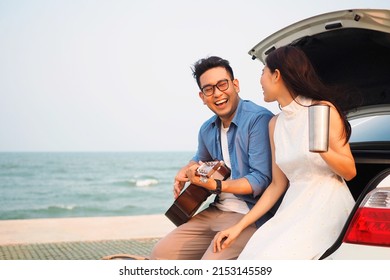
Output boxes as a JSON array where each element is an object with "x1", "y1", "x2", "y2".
[{"x1": 308, "y1": 104, "x2": 330, "y2": 152}]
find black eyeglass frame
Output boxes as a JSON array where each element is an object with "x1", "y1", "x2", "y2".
[{"x1": 200, "y1": 79, "x2": 233, "y2": 96}]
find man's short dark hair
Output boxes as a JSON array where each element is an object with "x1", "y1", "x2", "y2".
[{"x1": 191, "y1": 56, "x2": 234, "y2": 89}]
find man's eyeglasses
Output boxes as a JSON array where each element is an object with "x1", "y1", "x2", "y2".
[{"x1": 200, "y1": 79, "x2": 232, "y2": 96}]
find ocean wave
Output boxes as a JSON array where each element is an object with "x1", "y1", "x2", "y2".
[
  {"x1": 0, "y1": 204, "x2": 123, "y2": 220},
  {"x1": 0, "y1": 205, "x2": 77, "y2": 219},
  {"x1": 47, "y1": 205, "x2": 77, "y2": 211},
  {"x1": 110, "y1": 180, "x2": 134, "y2": 187},
  {"x1": 0, "y1": 200, "x2": 168, "y2": 220},
  {"x1": 127, "y1": 176, "x2": 159, "y2": 187},
  {"x1": 135, "y1": 178, "x2": 158, "y2": 187},
  {"x1": 108, "y1": 176, "x2": 159, "y2": 187}
]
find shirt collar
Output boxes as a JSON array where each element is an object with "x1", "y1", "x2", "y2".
[{"x1": 211, "y1": 98, "x2": 243, "y2": 128}]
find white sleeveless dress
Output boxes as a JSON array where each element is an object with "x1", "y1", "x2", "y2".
[{"x1": 238, "y1": 96, "x2": 355, "y2": 260}]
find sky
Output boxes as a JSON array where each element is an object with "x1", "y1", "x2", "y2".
[{"x1": 1, "y1": 0, "x2": 389, "y2": 152}]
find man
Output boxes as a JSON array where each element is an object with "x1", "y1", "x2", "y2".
[{"x1": 150, "y1": 56, "x2": 277, "y2": 260}]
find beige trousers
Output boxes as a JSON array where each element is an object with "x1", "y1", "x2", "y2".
[{"x1": 149, "y1": 205, "x2": 257, "y2": 260}]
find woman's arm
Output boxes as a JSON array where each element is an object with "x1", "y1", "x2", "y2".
[{"x1": 319, "y1": 103, "x2": 356, "y2": 181}]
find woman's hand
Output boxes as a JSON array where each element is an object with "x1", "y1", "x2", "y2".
[{"x1": 213, "y1": 225, "x2": 243, "y2": 253}]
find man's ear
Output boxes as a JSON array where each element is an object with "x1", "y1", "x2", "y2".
[
  {"x1": 232, "y1": 79, "x2": 240, "y2": 93},
  {"x1": 199, "y1": 91, "x2": 206, "y2": 104}
]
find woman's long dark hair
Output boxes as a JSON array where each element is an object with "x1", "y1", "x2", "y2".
[{"x1": 265, "y1": 45, "x2": 352, "y2": 142}]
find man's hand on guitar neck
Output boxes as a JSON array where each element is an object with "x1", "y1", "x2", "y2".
[
  {"x1": 185, "y1": 161, "x2": 217, "y2": 192},
  {"x1": 173, "y1": 161, "x2": 199, "y2": 199}
]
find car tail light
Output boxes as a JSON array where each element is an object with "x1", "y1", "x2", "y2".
[{"x1": 343, "y1": 187, "x2": 390, "y2": 247}]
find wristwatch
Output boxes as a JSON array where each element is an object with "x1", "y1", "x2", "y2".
[{"x1": 212, "y1": 179, "x2": 222, "y2": 195}]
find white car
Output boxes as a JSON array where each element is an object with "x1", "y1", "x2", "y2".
[{"x1": 248, "y1": 9, "x2": 390, "y2": 259}]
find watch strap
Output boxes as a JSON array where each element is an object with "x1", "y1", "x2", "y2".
[{"x1": 213, "y1": 179, "x2": 222, "y2": 195}]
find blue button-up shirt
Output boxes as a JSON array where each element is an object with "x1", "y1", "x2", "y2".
[{"x1": 192, "y1": 99, "x2": 276, "y2": 227}]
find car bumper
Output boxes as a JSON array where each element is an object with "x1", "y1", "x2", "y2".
[{"x1": 325, "y1": 243, "x2": 390, "y2": 259}]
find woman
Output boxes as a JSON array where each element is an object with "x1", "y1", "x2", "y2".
[{"x1": 213, "y1": 46, "x2": 356, "y2": 259}]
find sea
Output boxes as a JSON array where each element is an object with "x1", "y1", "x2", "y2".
[{"x1": 0, "y1": 151, "x2": 194, "y2": 220}]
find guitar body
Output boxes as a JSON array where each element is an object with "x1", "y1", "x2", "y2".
[
  {"x1": 165, "y1": 161, "x2": 230, "y2": 226},
  {"x1": 165, "y1": 184, "x2": 211, "y2": 227}
]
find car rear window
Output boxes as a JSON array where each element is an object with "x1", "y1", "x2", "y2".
[{"x1": 350, "y1": 115, "x2": 390, "y2": 143}]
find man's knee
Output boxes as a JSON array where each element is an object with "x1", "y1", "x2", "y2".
[{"x1": 149, "y1": 239, "x2": 169, "y2": 260}]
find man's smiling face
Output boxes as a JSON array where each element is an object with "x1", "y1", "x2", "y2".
[{"x1": 198, "y1": 67, "x2": 240, "y2": 128}]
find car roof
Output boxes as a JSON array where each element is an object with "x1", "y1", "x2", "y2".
[{"x1": 248, "y1": 9, "x2": 390, "y2": 114}]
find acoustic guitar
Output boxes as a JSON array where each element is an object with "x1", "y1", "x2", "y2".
[{"x1": 165, "y1": 160, "x2": 231, "y2": 226}]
